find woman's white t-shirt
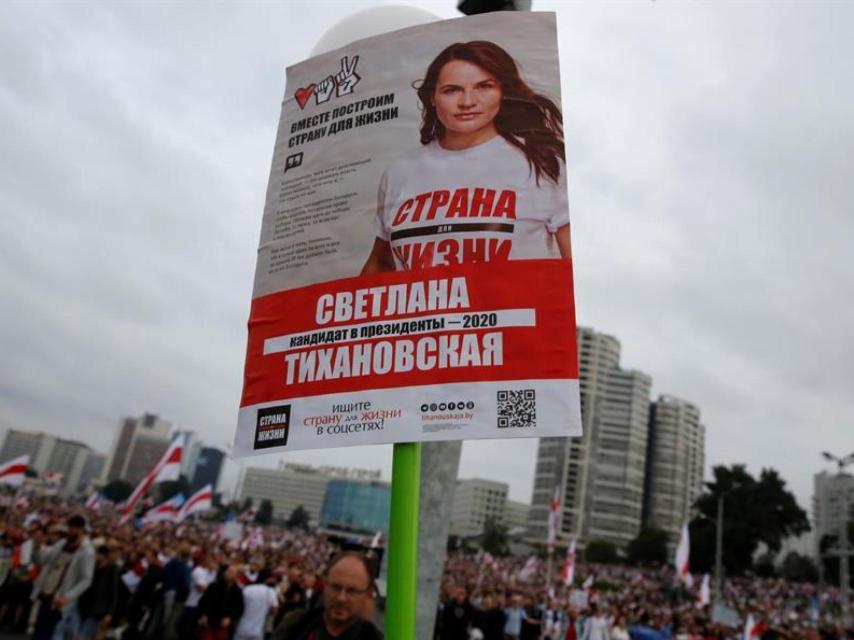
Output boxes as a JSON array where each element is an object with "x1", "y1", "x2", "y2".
[{"x1": 374, "y1": 135, "x2": 568, "y2": 271}]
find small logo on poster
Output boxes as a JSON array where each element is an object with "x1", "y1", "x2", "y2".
[
  {"x1": 284, "y1": 152, "x2": 303, "y2": 173},
  {"x1": 294, "y1": 56, "x2": 361, "y2": 110},
  {"x1": 254, "y1": 405, "x2": 291, "y2": 449}
]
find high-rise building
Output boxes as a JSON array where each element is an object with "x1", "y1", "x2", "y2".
[
  {"x1": 643, "y1": 395, "x2": 705, "y2": 546},
  {"x1": 103, "y1": 413, "x2": 172, "y2": 485},
  {"x1": 0, "y1": 430, "x2": 100, "y2": 496},
  {"x1": 191, "y1": 447, "x2": 225, "y2": 492},
  {"x1": 0, "y1": 430, "x2": 44, "y2": 467},
  {"x1": 320, "y1": 479, "x2": 391, "y2": 535},
  {"x1": 450, "y1": 478, "x2": 509, "y2": 538},
  {"x1": 502, "y1": 499, "x2": 530, "y2": 534},
  {"x1": 76, "y1": 451, "x2": 106, "y2": 494},
  {"x1": 528, "y1": 327, "x2": 653, "y2": 549},
  {"x1": 813, "y1": 471, "x2": 854, "y2": 558},
  {"x1": 178, "y1": 431, "x2": 204, "y2": 481},
  {"x1": 239, "y1": 463, "x2": 382, "y2": 526}
]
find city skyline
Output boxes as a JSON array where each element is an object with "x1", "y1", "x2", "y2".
[{"x1": 1, "y1": 1, "x2": 851, "y2": 516}]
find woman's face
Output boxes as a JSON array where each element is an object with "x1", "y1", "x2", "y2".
[{"x1": 433, "y1": 59, "x2": 501, "y2": 138}]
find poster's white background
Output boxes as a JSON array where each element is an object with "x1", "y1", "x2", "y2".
[{"x1": 0, "y1": 1, "x2": 851, "y2": 507}]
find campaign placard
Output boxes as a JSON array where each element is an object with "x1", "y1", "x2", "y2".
[{"x1": 234, "y1": 12, "x2": 581, "y2": 455}]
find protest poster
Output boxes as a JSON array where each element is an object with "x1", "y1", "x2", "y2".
[{"x1": 234, "y1": 11, "x2": 581, "y2": 455}]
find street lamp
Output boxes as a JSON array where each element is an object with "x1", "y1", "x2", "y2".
[{"x1": 822, "y1": 451, "x2": 854, "y2": 626}]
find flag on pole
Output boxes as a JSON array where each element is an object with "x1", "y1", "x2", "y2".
[
  {"x1": 177, "y1": 484, "x2": 213, "y2": 522},
  {"x1": 238, "y1": 505, "x2": 258, "y2": 523},
  {"x1": 0, "y1": 455, "x2": 30, "y2": 487},
  {"x1": 547, "y1": 485, "x2": 561, "y2": 552},
  {"x1": 12, "y1": 538, "x2": 33, "y2": 568},
  {"x1": 562, "y1": 539, "x2": 576, "y2": 586},
  {"x1": 743, "y1": 614, "x2": 766, "y2": 639},
  {"x1": 120, "y1": 434, "x2": 185, "y2": 519},
  {"x1": 675, "y1": 521, "x2": 693, "y2": 588},
  {"x1": 370, "y1": 530, "x2": 383, "y2": 549},
  {"x1": 517, "y1": 556, "x2": 538, "y2": 582},
  {"x1": 697, "y1": 573, "x2": 710, "y2": 608},
  {"x1": 85, "y1": 492, "x2": 103, "y2": 510},
  {"x1": 141, "y1": 493, "x2": 185, "y2": 525},
  {"x1": 582, "y1": 573, "x2": 594, "y2": 591}
]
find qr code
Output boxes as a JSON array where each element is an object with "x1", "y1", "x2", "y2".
[{"x1": 497, "y1": 389, "x2": 536, "y2": 428}]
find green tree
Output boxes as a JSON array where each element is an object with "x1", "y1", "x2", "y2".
[
  {"x1": 159, "y1": 475, "x2": 190, "y2": 502},
  {"x1": 584, "y1": 539, "x2": 619, "y2": 564},
  {"x1": 481, "y1": 517, "x2": 509, "y2": 557},
  {"x1": 255, "y1": 499, "x2": 274, "y2": 526},
  {"x1": 689, "y1": 465, "x2": 809, "y2": 576},
  {"x1": 780, "y1": 551, "x2": 818, "y2": 583},
  {"x1": 754, "y1": 551, "x2": 776, "y2": 578},
  {"x1": 101, "y1": 479, "x2": 133, "y2": 503},
  {"x1": 626, "y1": 528, "x2": 669, "y2": 566},
  {"x1": 287, "y1": 505, "x2": 310, "y2": 530}
]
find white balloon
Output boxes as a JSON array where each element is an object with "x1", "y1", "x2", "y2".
[{"x1": 311, "y1": 5, "x2": 440, "y2": 56}]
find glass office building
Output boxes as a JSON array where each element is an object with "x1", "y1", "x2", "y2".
[{"x1": 320, "y1": 479, "x2": 391, "y2": 535}]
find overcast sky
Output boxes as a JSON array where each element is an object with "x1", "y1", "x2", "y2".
[{"x1": 1, "y1": 1, "x2": 851, "y2": 512}]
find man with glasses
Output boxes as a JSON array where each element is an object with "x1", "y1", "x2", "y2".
[{"x1": 272, "y1": 551, "x2": 382, "y2": 639}]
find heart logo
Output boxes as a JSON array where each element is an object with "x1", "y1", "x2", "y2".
[{"x1": 295, "y1": 85, "x2": 316, "y2": 109}]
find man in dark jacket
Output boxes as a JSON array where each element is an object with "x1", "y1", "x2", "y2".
[
  {"x1": 198, "y1": 564, "x2": 244, "y2": 640},
  {"x1": 77, "y1": 545, "x2": 119, "y2": 639},
  {"x1": 441, "y1": 585, "x2": 474, "y2": 640},
  {"x1": 473, "y1": 593, "x2": 506, "y2": 640},
  {"x1": 272, "y1": 552, "x2": 381, "y2": 640}
]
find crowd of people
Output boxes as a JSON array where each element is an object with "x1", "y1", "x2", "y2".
[
  {"x1": 0, "y1": 498, "x2": 850, "y2": 640},
  {"x1": 435, "y1": 553, "x2": 850, "y2": 639}
]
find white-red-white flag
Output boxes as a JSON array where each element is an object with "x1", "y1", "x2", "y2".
[
  {"x1": 85, "y1": 492, "x2": 103, "y2": 510},
  {"x1": 743, "y1": 614, "x2": 766, "y2": 640},
  {"x1": 120, "y1": 434, "x2": 185, "y2": 519},
  {"x1": 697, "y1": 573, "x2": 710, "y2": 608},
  {"x1": 562, "y1": 539, "x2": 576, "y2": 586},
  {"x1": 12, "y1": 538, "x2": 33, "y2": 568},
  {"x1": 517, "y1": 556, "x2": 538, "y2": 582},
  {"x1": 0, "y1": 455, "x2": 30, "y2": 487},
  {"x1": 675, "y1": 521, "x2": 693, "y2": 588},
  {"x1": 240, "y1": 525, "x2": 265, "y2": 551},
  {"x1": 141, "y1": 493, "x2": 185, "y2": 525},
  {"x1": 177, "y1": 484, "x2": 213, "y2": 522},
  {"x1": 547, "y1": 485, "x2": 561, "y2": 552}
]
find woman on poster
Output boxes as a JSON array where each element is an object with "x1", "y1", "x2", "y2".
[{"x1": 362, "y1": 40, "x2": 571, "y2": 275}]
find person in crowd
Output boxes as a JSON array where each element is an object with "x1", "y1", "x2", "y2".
[
  {"x1": 610, "y1": 614, "x2": 630, "y2": 640},
  {"x1": 197, "y1": 563, "x2": 244, "y2": 640},
  {"x1": 276, "y1": 565, "x2": 307, "y2": 624},
  {"x1": 30, "y1": 513, "x2": 95, "y2": 640},
  {"x1": 272, "y1": 551, "x2": 382, "y2": 640},
  {"x1": 473, "y1": 593, "x2": 505, "y2": 640},
  {"x1": 123, "y1": 547, "x2": 166, "y2": 640},
  {"x1": 520, "y1": 595, "x2": 543, "y2": 640},
  {"x1": 580, "y1": 602, "x2": 610, "y2": 640},
  {"x1": 441, "y1": 585, "x2": 474, "y2": 640},
  {"x1": 178, "y1": 551, "x2": 217, "y2": 640},
  {"x1": 234, "y1": 569, "x2": 279, "y2": 640},
  {"x1": 77, "y1": 544, "x2": 119, "y2": 640},
  {"x1": 628, "y1": 612, "x2": 666, "y2": 640},
  {"x1": 503, "y1": 593, "x2": 524, "y2": 640},
  {"x1": 161, "y1": 542, "x2": 193, "y2": 640}
]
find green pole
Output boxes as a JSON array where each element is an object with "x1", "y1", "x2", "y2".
[{"x1": 385, "y1": 441, "x2": 421, "y2": 639}]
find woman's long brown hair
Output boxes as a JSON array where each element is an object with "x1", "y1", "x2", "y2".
[{"x1": 416, "y1": 41, "x2": 565, "y2": 185}]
